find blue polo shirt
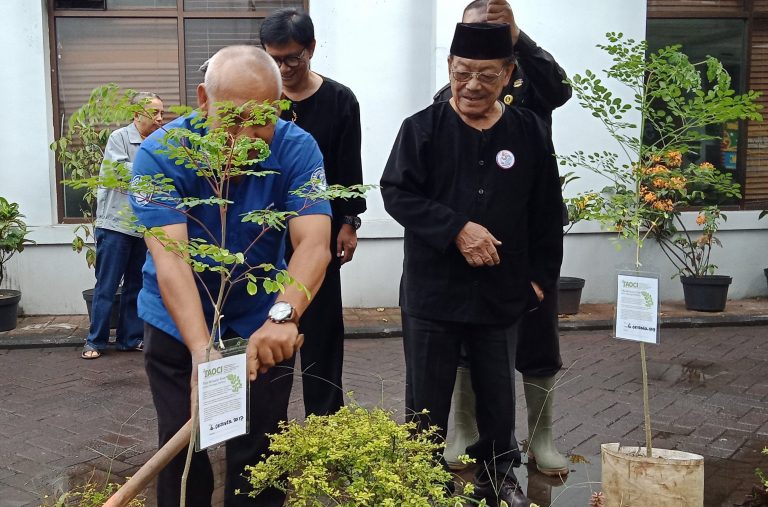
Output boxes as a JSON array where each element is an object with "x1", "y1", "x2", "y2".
[{"x1": 130, "y1": 113, "x2": 331, "y2": 342}]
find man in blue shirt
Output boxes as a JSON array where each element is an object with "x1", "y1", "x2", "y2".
[{"x1": 131, "y1": 45, "x2": 332, "y2": 507}]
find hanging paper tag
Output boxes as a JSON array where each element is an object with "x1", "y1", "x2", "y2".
[
  {"x1": 197, "y1": 352, "x2": 248, "y2": 450},
  {"x1": 614, "y1": 272, "x2": 660, "y2": 344}
]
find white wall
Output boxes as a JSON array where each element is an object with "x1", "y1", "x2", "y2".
[
  {"x1": 3, "y1": 0, "x2": 765, "y2": 314},
  {"x1": 338, "y1": 0, "x2": 659, "y2": 307},
  {"x1": 0, "y1": 1, "x2": 95, "y2": 315},
  {"x1": 0, "y1": 0, "x2": 57, "y2": 227}
]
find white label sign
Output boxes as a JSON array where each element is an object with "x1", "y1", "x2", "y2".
[
  {"x1": 615, "y1": 274, "x2": 659, "y2": 344},
  {"x1": 197, "y1": 353, "x2": 248, "y2": 449}
]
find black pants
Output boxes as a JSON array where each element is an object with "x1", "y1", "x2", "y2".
[
  {"x1": 455, "y1": 284, "x2": 562, "y2": 377},
  {"x1": 516, "y1": 283, "x2": 563, "y2": 377},
  {"x1": 297, "y1": 263, "x2": 345, "y2": 416},
  {"x1": 143, "y1": 324, "x2": 294, "y2": 506},
  {"x1": 402, "y1": 312, "x2": 522, "y2": 478}
]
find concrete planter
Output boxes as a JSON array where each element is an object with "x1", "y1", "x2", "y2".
[{"x1": 601, "y1": 443, "x2": 704, "y2": 506}]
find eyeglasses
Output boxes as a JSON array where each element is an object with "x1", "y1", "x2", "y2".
[
  {"x1": 270, "y1": 49, "x2": 306, "y2": 68},
  {"x1": 450, "y1": 67, "x2": 505, "y2": 84}
]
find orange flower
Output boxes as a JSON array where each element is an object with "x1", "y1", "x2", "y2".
[
  {"x1": 643, "y1": 192, "x2": 657, "y2": 203},
  {"x1": 669, "y1": 177, "x2": 687, "y2": 190},
  {"x1": 699, "y1": 161, "x2": 715, "y2": 171},
  {"x1": 697, "y1": 233, "x2": 712, "y2": 246},
  {"x1": 666, "y1": 151, "x2": 683, "y2": 168},
  {"x1": 652, "y1": 178, "x2": 667, "y2": 188},
  {"x1": 696, "y1": 214, "x2": 706, "y2": 225}
]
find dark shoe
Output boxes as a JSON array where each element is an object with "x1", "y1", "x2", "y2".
[{"x1": 472, "y1": 476, "x2": 533, "y2": 507}]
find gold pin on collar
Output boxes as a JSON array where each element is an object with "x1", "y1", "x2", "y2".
[
  {"x1": 503, "y1": 94, "x2": 514, "y2": 105},
  {"x1": 513, "y1": 79, "x2": 523, "y2": 88}
]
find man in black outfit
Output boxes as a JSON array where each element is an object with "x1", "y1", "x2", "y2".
[
  {"x1": 260, "y1": 9, "x2": 366, "y2": 417},
  {"x1": 381, "y1": 22, "x2": 563, "y2": 507},
  {"x1": 434, "y1": 0, "x2": 572, "y2": 478}
]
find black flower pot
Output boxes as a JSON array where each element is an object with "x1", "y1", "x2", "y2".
[
  {"x1": 0, "y1": 289, "x2": 21, "y2": 332},
  {"x1": 558, "y1": 276, "x2": 586, "y2": 315},
  {"x1": 680, "y1": 275, "x2": 732, "y2": 312},
  {"x1": 82, "y1": 287, "x2": 122, "y2": 329},
  {"x1": 764, "y1": 268, "x2": 768, "y2": 291}
]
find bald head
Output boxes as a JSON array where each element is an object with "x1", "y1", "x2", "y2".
[{"x1": 199, "y1": 45, "x2": 282, "y2": 106}]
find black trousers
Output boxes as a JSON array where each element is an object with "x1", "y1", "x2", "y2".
[
  {"x1": 456, "y1": 286, "x2": 562, "y2": 378},
  {"x1": 402, "y1": 312, "x2": 522, "y2": 478},
  {"x1": 516, "y1": 283, "x2": 563, "y2": 377},
  {"x1": 143, "y1": 324, "x2": 294, "y2": 507},
  {"x1": 297, "y1": 263, "x2": 345, "y2": 416}
]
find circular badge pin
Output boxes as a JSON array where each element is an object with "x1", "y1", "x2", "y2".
[
  {"x1": 496, "y1": 150, "x2": 515, "y2": 170},
  {"x1": 503, "y1": 94, "x2": 514, "y2": 105}
]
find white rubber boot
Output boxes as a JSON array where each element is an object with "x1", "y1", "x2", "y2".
[
  {"x1": 523, "y1": 375, "x2": 569, "y2": 476},
  {"x1": 443, "y1": 367, "x2": 479, "y2": 469}
]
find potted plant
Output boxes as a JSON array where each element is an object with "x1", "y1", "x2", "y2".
[
  {"x1": 563, "y1": 32, "x2": 761, "y2": 504},
  {"x1": 559, "y1": 171, "x2": 603, "y2": 314},
  {"x1": 623, "y1": 149, "x2": 742, "y2": 312},
  {"x1": 0, "y1": 197, "x2": 34, "y2": 331},
  {"x1": 51, "y1": 84, "x2": 134, "y2": 327}
]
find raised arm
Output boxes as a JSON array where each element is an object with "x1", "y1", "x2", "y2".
[{"x1": 486, "y1": 0, "x2": 572, "y2": 111}]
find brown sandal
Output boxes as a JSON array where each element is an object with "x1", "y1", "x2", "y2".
[{"x1": 81, "y1": 346, "x2": 102, "y2": 360}]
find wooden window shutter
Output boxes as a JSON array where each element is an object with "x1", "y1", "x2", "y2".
[
  {"x1": 746, "y1": 19, "x2": 768, "y2": 203},
  {"x1": 648, "y1": 0, "x2": 743, "y2": 16}
]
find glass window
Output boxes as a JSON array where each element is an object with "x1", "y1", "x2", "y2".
[
  {"x1": 646, "y1": 19, "x2": 746, "y2": 204},
  {"x1": 56, "y1": 18, "x2": 180, "y2": 217},
  {"x1": 55, "y1": 0, "x2": 106, "y2": 8},
  {"x1": 109, "y1": 0, "x2": 177, "y2": 8},
  {"x1": 55, "y1": 0, "x2": 177, "y2": 8},
  {"x1": 184, "y1": 18, "x2": 262, "y2": 104},
  {"x1": 184, "y1": 0, "x2": 300, "y2": 11},
  {"x1": 50, "y1": 0, "x2": 305, "y2": 219}
]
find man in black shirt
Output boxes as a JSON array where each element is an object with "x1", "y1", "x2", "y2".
[
  {"x1": 381, "y1": 22, "x2": 563, "y2": 506},
  {"x1": 435, "y1": 0, "x2": 572, "y2": 478},
  {"x1": 260, "y1": 9, "x2": 366, "y2": 417}
]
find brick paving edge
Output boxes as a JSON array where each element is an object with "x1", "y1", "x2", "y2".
[{"x1": 3, "y1": 312, "x2": 768, "y2": 349}]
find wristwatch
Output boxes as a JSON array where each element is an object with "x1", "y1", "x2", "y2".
[
  {"x1": 342, "y1": 215, "x2": 361, "y2": 230},
  {"x1": 267, "y1": 301, "x2": 298, "y2": 325}
]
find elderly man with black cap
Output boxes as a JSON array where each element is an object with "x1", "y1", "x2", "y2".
[
  {"x1": 435, "y1": 0, "x2": 572, "y2": 480},
  {"x1": 381, "y1": 22, "x2": 563, "y2": 507}
]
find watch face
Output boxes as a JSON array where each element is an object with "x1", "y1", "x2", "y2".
[
  {"x1": 269, "y1": 301, "x2": 293, "y2": 321},
  {"x1": 344, "y1": 216, "x2": 361, "y2": 230}
]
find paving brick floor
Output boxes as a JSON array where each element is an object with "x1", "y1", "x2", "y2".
[{"x1": 1, "y1": 326, "x2": 767, "y2": 506}]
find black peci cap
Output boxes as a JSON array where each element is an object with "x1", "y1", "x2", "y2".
[{"x1": 449, "y1": 22, "x2": 514, "y2": 60}]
